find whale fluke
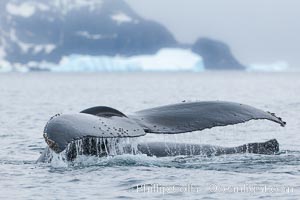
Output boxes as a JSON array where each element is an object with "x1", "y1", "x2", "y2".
[
  {"x1": 42, "y1": 101, "x2": 285, "y2": 154},
  {"x1": 239, "y1": 138, "x2": 279, "y2": 155},
  {"x1": 130, "y1": 101, "x2": 286, "y2": 134}
]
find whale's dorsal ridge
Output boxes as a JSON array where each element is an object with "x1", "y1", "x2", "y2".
[{"x1": 81, "y1": 106, "x2": 127, "y2": 118}]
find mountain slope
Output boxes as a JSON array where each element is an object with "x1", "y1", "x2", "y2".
[
  {"x1": 0, "y1": 0, "x2": 244, "y2": 70},
  {"x1": 192, "y1": 38, "x2": 245, "y2": 70},
  {"x1": 0, "y1": 0, "x2": 177, "y2": 64}
]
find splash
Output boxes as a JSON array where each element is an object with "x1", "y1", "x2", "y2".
[{"x1": 46, "y1": 137, "x2": 139, "y2": 165}]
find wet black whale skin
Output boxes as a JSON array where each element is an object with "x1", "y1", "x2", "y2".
[
  {"x1": 131, "y1": 101, "x2": 285, "y2": 133},
  {"x1": 43, "y1": 101, "x2": 285, "y2": 153}
]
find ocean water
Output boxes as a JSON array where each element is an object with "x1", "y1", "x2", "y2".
[{"x1": 0, "y1": 72, "x2": 299, "y2": 199}]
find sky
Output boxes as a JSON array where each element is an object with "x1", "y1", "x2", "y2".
[{"x1": 126, "y1": 0, "x2": 300, "y2": 68}]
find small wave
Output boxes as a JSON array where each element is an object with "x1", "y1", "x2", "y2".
[
  {"x1": 0, "y1": 159, "x2": 36, "y2": 165},
  {"x1": 42, "y1": 150, "x2": 300, "y2": 175}
]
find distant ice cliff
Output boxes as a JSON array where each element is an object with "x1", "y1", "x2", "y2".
[{"x1": 0, "y1": 48, "x2": 204, "y2": 72}]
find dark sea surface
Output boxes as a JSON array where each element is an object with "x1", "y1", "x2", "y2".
[{"x1": 0, "y1": 72, "x2": 299, "y2": 199}]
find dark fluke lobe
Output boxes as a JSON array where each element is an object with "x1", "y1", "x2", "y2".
[{"x1": 131, "y1": 101, "x2": 285, "y2": 134}]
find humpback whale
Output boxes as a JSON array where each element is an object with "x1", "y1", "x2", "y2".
[{"x1": 38, "y1": 101, "x2": 286, "y2": 162}]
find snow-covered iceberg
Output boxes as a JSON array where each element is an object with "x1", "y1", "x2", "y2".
[{"x1": 45, "y1": 48, "x2": 204, "y2": 72}]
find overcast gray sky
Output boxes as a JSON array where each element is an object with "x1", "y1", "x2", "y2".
[{"x1": 126, "y1": 0, "x2": 299, "y2": 68}]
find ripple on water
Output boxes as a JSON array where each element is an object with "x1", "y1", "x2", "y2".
[{"x1": 37, "y1": 150, "x2": 300, "y2": 176}]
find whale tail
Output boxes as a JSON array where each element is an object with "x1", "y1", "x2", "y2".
[
  {"x1": 240, "y1": 139, "x2": 279, "y2": 155},
  {"x1": 43, "y1": 102, "x2": 285, "y2": 154}
]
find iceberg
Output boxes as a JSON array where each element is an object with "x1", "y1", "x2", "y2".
[
  {"x1": 46, "y1": 48, "x2": 204, "y2": 72},
  {"x1": 247, "y1": 61, "x2": 289, "y2": 72}
]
